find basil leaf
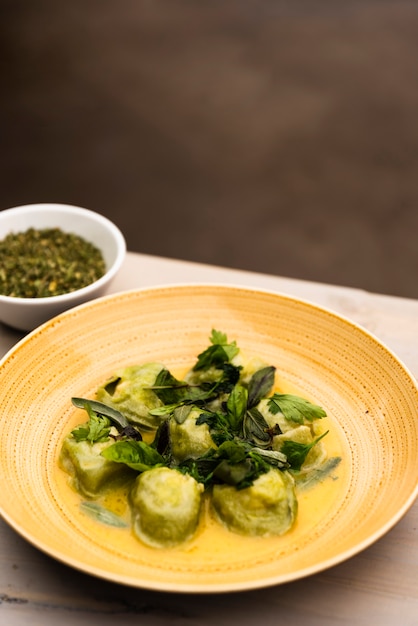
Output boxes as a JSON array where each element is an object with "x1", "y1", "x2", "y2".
[
  {"x1": 210, "y1": 442, "x2": 275, "y2": 489},
  {"x1": 150, "y1": 369, "x2": 189, "y2": 405},
  {"x1": 215, "y1": 362, "x2": 242, "y2": 394},
  {"x1": 173, "y1": 404, "x2": 193, "y2": 424},
  {"x1": 192, "y1": 345, "x2": 229, "y2": 371},
  {"x1": 267, "y1": 393, "x2": 327, "y2": 424},
  {"x1": 247, "y1": 366, "x2": 276, "y2": 408},
  {"x1": 200, "y1": 441, "x2": 265, "y2": 489},
  {"x1": 149, "y1": 403, "x2": 181, "y2": 417},
  {"x1": 152, "y1": 420, "x2": 171, "y2": 457},
  {"x1": 280, "y1": 431, "x2": 329, "y2": 470},
  {"x1": 101, "y1": 440, "x2": 165, "y2": 472},
  {"x1": 149, "y1": 365, "x2": 240, "y2": 413},
  {"x1": 226, "y1": 384, "x2": 248, "y2": 431},
  {"x1": 216, "y1": 440, "x2": 248, "y2": 463},
  {"x1": 178, "y1": 454, "x2": 218, "y2": 486}
]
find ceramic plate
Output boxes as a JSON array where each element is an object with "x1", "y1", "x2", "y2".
[{"x1": 0, "y1": 285, "x2": 417, "y2": 593}]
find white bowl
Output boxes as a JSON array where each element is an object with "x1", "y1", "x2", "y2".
[{"x1": 0, "y1": 203, "x2": 126, "y2": 331}]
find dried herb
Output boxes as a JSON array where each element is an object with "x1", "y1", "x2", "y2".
[{"x1": 0, "y1": 227, "x2": 106, "y2": 298}]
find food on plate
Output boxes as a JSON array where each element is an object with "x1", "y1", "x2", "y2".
[
  {"x1": 96, "y1": 362, "x2": 165, "y2": 430},
  {"x1": 129, "y1": 467, "x2": 203, "y2": 548},
  {"x1": 212, "y1": 468, "x2": 297, "y2": 536},
  {"x1": 59, "y1": 329, "x2": 340, "y2": 548},
  {"x1": 169, "y1": 406, "x2": 217, "y2": 462},
  {"x1": 59, "y1": 434, "x2": 134, "y2": 499}
]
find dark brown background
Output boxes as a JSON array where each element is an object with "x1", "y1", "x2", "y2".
[{"x1": 1, "y1": 1, "x2": 417, "y2": 298}]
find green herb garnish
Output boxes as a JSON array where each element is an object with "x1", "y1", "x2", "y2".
[
  {"x1": 192, "y1": 329, "x2": 239, "y2": 371},
  {"x1": 101, "y1": 440, "x2": 165, "y2": 472},
  {"x1": 61, "y1": 329, "x2": 340, "y2": 549},
  {"x1": 280, "y1": 431, "x2": 329, "y2": 470},
  {"x1": 71, "y1": 397, "x2": 143, "y2": 441},
  {"x1": 71, "y1": 406, "x2": 112, "y2": 443},
  {"x1": 268, "y1": 393, "x2": 327, "y2": 424}
]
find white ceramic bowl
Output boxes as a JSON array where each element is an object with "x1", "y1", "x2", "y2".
[{"x1": 0, "y1": 203, "x2": 126, "y2": 331}]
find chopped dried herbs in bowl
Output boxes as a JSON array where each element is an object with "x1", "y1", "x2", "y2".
[
  {"x1": 0, "y1": 227, "x2": 106, "y2": 298},
  {"x1": 0, "y1": 204, "x2": 126, "y2": 331}
]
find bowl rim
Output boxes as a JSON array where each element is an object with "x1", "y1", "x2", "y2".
[{"x1": 0, "y1": 203, "x2": 126, "y2": 304}]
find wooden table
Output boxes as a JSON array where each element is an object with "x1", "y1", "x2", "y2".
[{"x1": 1, "y1": 252, "x2": 417, "y2": 625}]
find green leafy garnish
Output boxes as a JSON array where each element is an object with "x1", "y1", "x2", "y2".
[
  {"x1": 65, "y1": 329, "x2": 334, "y2": 512},
  {"x1": 172, "y1": 404, "x2": 193, "y2": 425},
  {"x1": 247, "y1": 366, "x2": 276, "y2": 408},
  {"x1": 267, "y1": 393, "x2": 327, "y2": 424},
  {"x1": 280, "y1": 431, "x2": 329, "y2": 470},
  {"x1": 226, "y1": 384, "x2": 248, "y2": 431},
  {"x1": 71, "y1": 406, "x2": 111, "y2": 443},
  {"x1": 101, "y1": 440, "x2": 165, "y2": 472},
  {"x1": 71, "y1": 397, "x2": 142, "y2": 440},
  {"x1": 179, "y1": 439, "x2": 288, "y2": 490},
  {"x1": 192, "y1": 329, "x2": 239, "y2": 371},
  {"x1": 196, "y1": 410, "x2": 235, "y2": 446},
  {"x1": 150, "y1": 369, "x2": 190, "y2": 405},
  {"x1": 72, "y1": 397, "x2": 130, "y2": 430},
  {"x1": 148, "y1": 362, "x2": 241, "y2": 418}
]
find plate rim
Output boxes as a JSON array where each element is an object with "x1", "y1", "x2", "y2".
[{"x1": 1, "y1": 282, "x2": 417, "y2": 593}]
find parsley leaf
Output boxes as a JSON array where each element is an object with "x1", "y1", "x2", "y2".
[
  {"x1": 192, "y1": 329, "x2": 239, "y2": 371},
  {"x1": 267, "y1": 393, "x2": 327, "y2": 424},
  {"x1": 71, "y1": 404, "x2": 112, "y2": 443}
]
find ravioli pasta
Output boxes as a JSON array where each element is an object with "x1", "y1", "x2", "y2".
[{"x1": 59, "y1": 330, "x2": 339, "y2": 548}]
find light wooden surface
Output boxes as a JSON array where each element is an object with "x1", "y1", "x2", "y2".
[{"x1": 1, "y1": 252, "x2": 417, "y2": 625}]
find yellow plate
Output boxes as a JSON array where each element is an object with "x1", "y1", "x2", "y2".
[{"x1": 0, "y1": 284, "x2": 417, "y2": 593}]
